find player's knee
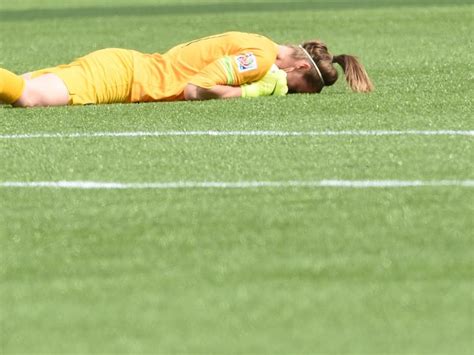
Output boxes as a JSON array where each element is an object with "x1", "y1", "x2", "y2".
[
  {"x1": 13, "y1": 83, "x2": 40, "y2": 107},
  {"x1": 13, "y1": 78, "x2": 69, "y2": 107}
]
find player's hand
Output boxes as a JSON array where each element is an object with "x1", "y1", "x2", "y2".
[{"x1": 241, "y1": 65, "x2": 288, "y2": 98}]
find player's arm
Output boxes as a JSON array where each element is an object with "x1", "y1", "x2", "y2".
[
  {"x1": 184, "y1": 54, "x2": 287, "y2": 101},
  {"x1": 183, "y1": 84, "x2": 242, "y2": 100},
  {"x1": 184, "y1": 68, "x2": 287, "y2": 100}
]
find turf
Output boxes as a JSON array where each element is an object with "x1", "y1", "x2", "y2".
[{"x1": 1, "y1": 0, "x2": 473, "y2": 354}]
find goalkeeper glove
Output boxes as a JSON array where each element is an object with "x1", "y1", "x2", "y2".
[{"x1": 241, "y1": 65, "x2": 288, "y2": 98}]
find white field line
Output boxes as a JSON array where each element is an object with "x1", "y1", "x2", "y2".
[
  {"x1": 1, "y1": 180, "x2": 473, "y2": 189},
  {"x1": 0, "y1": 130, "x2": 473, "y2": 139}
]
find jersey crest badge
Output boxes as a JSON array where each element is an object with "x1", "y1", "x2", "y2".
[{"x1": 236, "y1": 53, "x2": 258, "y2": 72}]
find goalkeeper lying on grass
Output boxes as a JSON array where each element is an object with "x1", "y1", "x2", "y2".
[{"x1": 0, "y1": 31, "x2": 373, "y2": 108}]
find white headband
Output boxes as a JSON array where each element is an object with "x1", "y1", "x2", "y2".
[{"x1": 299, "y1": 45, "x2": 325, "y2": 86}]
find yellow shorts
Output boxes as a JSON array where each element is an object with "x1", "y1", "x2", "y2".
[{"x1": 31, "y1": 48, "x2": 135, "y2": 105}]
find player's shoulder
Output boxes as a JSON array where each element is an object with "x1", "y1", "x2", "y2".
[
  {"x1": 225, "y1": 31, "x2": 275, "y2": 42},
  {"x1": 225, "y1": 31, "x2": 278, "y2": 54}
]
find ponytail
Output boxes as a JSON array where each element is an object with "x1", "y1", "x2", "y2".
[
  {"x1": 294, "y1": 40, "x2": 374, "y2": 93},
  {"x1": 332, "y1": 54, "x2": 374, "y2": 93}
]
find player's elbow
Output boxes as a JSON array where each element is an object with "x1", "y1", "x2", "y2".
[
  {"x1": 183, "y1": 84, "x2": 199, "y2": 100},
  {"x1": 184, "y1": 84, "x2": 218, "y2": 100}
]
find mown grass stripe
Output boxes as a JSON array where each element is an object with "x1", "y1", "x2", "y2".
[
  {"x1": 1, "y1": 180, "x2": 473, "y2": 189},
  {"x1": 1, "y1": 130, "x2": 473, "y2": 139}
]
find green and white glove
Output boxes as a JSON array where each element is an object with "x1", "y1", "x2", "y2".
[{"x1": 241, "y1": 64, "x2": 288, "y2": 98}]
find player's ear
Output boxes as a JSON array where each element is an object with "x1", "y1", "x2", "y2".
[
  {"x1": 296, "y1": 60, "x2": 312, "y2": 71},
  {"x1": 281, "y1": 60, "x2": 310, "y2": 73}
]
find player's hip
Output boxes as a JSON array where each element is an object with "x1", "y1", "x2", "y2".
[{"x1": 31, "y1": 48, "x2": 137, "y2": 105}]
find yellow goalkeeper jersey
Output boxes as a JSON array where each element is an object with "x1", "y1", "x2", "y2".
[
  {"x1": 31, "y1": 31, "x2": 279, "y2": 104},
  {"x1": 131, "y1": 31, "x2": 279, "y2": 102}
]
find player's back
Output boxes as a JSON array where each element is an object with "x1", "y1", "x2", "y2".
[{"x1": 130, "y1": 32, "x2": 278, "y2": 102}]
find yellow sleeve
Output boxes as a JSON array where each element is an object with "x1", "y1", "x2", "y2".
[{"x1": 189, "y1": 50, "x2": 274, "y2": 89}]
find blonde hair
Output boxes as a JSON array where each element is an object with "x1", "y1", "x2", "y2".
[{"x1": 289, "y1": 40, "x2": 374, "y2": 93}]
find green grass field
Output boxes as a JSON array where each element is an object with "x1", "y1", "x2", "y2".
[{"x1": 1, "y1": 0, "x2": 473, "y2": 354}]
